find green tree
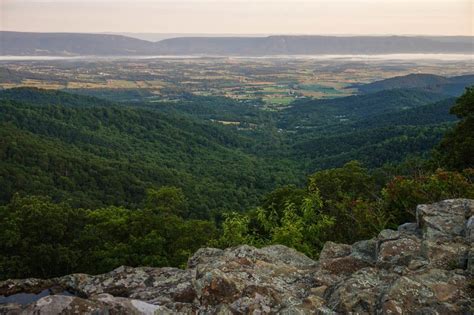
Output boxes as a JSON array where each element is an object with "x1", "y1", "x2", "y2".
[
  {"x1": 215, "y1": 188, "x2": 335, "y2": 258},
  {"x1": 437, "y1": 87, "x2": 474, "y2": 169},
  {"x1": 0, "y1": 195, "x2": 86, "y2": 279},
  {"x1": 213, "y1": 212, "x2": 253, "y2": 248},
  {"x1": 307, "y1": 161, "x2": 388, "y2": 243},
  {"x1": 308, "y1": 161, "x2": 376, "y2": 201},
  {"x1": 144, "y1": 186, "x2": 188, "y2": 217},
  {"x1": 382, "y1": 169, "x2": 474, "y2": 224}
]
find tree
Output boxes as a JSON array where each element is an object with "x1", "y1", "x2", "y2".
[
  {"x1": 0, "y1": 195, "x2": 86, "y2": 279},
  {"x1": 213, "y1": 212, "x2": 253, "y2": 248},
  {"x1": 437, "y1": 87, "x2": 474, "y2": 170},
  {"x1": 214, "y1": 188, "x2": 335, "y2": 258},
  {"x1": 382, "y1": 169, "x2": 474, "y2": 224},
  {"x1": 308, "y1": 161, "x2": 376, "y2": 201},
  {"x1": 307, "y1": 161, "x2": 388, "y2": 243},
  {"x1": 144, "y1": 186, "x2": 188, "y2": 217}
]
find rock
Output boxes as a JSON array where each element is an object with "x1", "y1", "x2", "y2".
[
  {"x1": 319, "y1": 256, "x2": 373, "y2": 275},
  {"x1": 0, "y1": 278, "x2": 53, "y2": 296},
  {"x1": 378, "y1": 229, "x2": 400, "y2": 241},
  {"x1": 22, "y1": 295, "x2": 105, "y2": 314},
  {"x1": 350, "y1": 239, "x2": 377, "y2": 262},
  {"x1": 421, "y1": 240, "x2": 470, "y2": 269},
  {"x1": 0, "y1": 303, "x2": 22, "y2": 315},
  {"x1": 257, "y1": 245, "x2": 317, "y2": 268},
  {"x1": 466, "y1": 215, "x2": 474, "y2": 243},
  {"x1": 187, "y1": 247, "x2": 223, "y2": 268},
  {"x1": 397, "y1": 222, "x2": 419, "y2": 235},
  {"x1": 468, "y1": 248, "x2": 474, "y2": 275},
  {"x1": 192, "y1": 245, "x2": 318, "y2": 313},
  {"x1": 91, "y1": 293, "x2": 167, "y2": 314},
  {"x1": 325, "y1": 268, "x2": 396, "y2": 314},
  {"x1": 319, "y1": 242, "x2": 351, "y2": 260},
  {"x1": 57, "y1": 266, "x2": 196, "y2": 312},
  {"x1": 20, "y1": 294, "x2": 169, "y2": 315},
  {"x1": 416, "y1": 199, "x2": 474, "y2": 241},
  {"x1": 0, "y1": 199, "x2": 472, "y2": 314},
  {"x1": 381, "y1": 269, "x2": 472, "y2": 314},
  {"x1": 377, "y1": 234, "x2": 422, "y2": 266}
]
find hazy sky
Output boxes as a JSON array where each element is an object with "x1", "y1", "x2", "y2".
[{"x1": 1, "y1": 0, "x2": 473, "y2": 36}]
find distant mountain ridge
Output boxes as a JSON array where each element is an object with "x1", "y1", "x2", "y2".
[
  {"x1": 1, "y1": 31, "x2": 473, "y2": 56},
  {"x1": 353, "y1": 73, "x2": 474, "y2": 96},
  {"x1": 0, "y1": 32, "x2": 155, "y2": 56}
]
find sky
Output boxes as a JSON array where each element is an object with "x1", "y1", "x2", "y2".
[{"x1": 1, "y1": 0, "x2": 473, "y2": 36}]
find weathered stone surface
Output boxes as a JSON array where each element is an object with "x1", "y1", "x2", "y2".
[
  {"x1": 22, "y1": 295, "x2": 105, "y2": 314},
  {"x1": 468, "y1": 248, "x2": 474, "y2": 275},
  {"x1": 0, "y1": 279, "x2": 53, "y2": 297},
  {"x1": 326, "y1": 268, "x2": 396, "y2": 314},
  {"x1": 0, "y1": 303, "x2": 22, "y2": 315},
  {"x1": 191, "y1": 245, "x2": 318, "y2": 313},
  {"x1": 397, "y1": 222, "x2": 419, "y2": 235},
  {"x1": 381, "y1": 269, "x2": 471, "y2": 314},
  {"x1": 59, "y1": 266, "x2": 196, "y2": 312},
  {"x1": 351, "y1": 239, "x2": 377, "y2": 262},
  {"x1": 466, "y1": 215, "x2": 474, "y2": 243},
  {"x1": 21, "y1": 294, "x2": 169, "y2": 315},
  {"x1": 416, "y1": 199, "x2": 474, "y2": 240},
  {"x1": 377, "y1": 234, "x2": 422, "y2": 266},
  {"x1": 0, "y1": 199, "x2": 472, "y2": 314},
  {"x1": 319, "y1": 255, "x2": 373, "y2": 275},
  {"x1": 319, "y1": 242, "x2": 351, "y2": 260},
  {"x1": 421, "y1": 240, "x2": 470, "y2": 269}
]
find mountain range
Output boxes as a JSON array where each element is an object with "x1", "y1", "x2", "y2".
[{"x1": 1, "y1": 31, "x2": 473, "y2": 56}]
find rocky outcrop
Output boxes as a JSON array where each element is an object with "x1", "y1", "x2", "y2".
[{"x1": 1, "y1": 199, "x2": 473, "y2": 314}]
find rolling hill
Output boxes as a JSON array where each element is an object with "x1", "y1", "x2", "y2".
[
  {"x1": 353, "y1": 73, "x2": 474, "y2": 96},
  {"x1": 0, "y1": 87, "x2": 459, "y2": 213}
]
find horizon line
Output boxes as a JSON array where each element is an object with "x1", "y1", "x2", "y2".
[{"x1": 1, "y1": 30, "x2": 473, "y2": 37}]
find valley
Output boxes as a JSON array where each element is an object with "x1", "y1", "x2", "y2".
[
  {"x1": 0, "y1": 54, "x2": 472, "y2": 285},
  {"x1": 1, "y1": 57, "x2": 472, "y2": 108}
]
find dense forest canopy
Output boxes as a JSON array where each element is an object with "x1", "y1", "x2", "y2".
[
  {"x1": 0, "y1": 87, "x2": 459, "y2": 210},
  {"x1": 0, "y1": 84, "x2": 472, "y2": 280}
]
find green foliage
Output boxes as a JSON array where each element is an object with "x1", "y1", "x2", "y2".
[
  {"x1": 144, "y1": 186, "x2": 188, "y2": 217},
  {"x1": 268, "y1": 195, "x2": 335, "y2": 257},
  {"x1": 307, "y1": 161, "x2": 388, "y2": 243},
  {"x1": 382, "y1": 169, "x2": 474, "y2": 224},
  {"x1": 216, "y1": 161, "x2": 474, "y2": 257},
  {"x1": 437, "y1": 87, "x2": 474, "y2": 170},
  {"x1": 0, "y1": 192, "x2": 216, "y2": 280},
  {"x1": 0, "y1": 87, "x2": 459, "y2": 215},
  {"x1": 0, "y1": 195, "x2": 86, "y2": 278},
  {"x1": 308, "y1": 161, "x2": 376, "y2": 200},
  {"x1": 0, "y1": 85, "x2": 472, "y2": 280},
  {"x1": 216, "y1": 187, "x2": 335, "y2": 258},
  {"x1": 211, "y1": 212, "x2": 253, "y2": 248},
  {"x1": 0, "y1": 93, "x2": 302, "y2": 216}
]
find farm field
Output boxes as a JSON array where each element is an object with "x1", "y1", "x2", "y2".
[{"x1": 0, "y1": 57, "x2": 471, "y2": 108}]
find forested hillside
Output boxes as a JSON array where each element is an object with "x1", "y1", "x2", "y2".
[
  {"x1": 0, "y1": 92, "x2": 301, "y2": 216},
  {"x1": 0, "y1": 86, "x2": 472, "y2": 280},
  {"x1": 0, "y1": 87, "x2": 458, "y2": 211},
  {"x1": 352, "y1": 73, "x2": 474, "y2": 96}
]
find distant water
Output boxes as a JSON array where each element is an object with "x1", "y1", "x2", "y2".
[
  {"x1": 0, "y1": 54, "x2": 472, "y2": 61},
  {"x1": 0, "y1": 289, "x2": 74, "y2": 306}
]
